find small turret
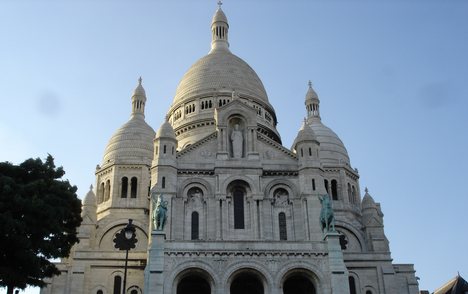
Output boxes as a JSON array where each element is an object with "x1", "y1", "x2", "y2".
[
  {"x1": 305, "y1": 81, "x2": 320, "y2": 121},
  {"x1": 292, "y1": 119, "x2": 321, "y2": 168},
  {"x1": 210, "y1": 1, "x2": 230, "y2": 52},
  {"x1": 361, "y1": 188, "x2": 389, "y2": 252},
  {"x1": 78, "y1": 185, "x2": 97, "y2": 248},
  {"x1": 132, "y1": 77, "x2": 147, "y2": 118},
  {"x1": 152, "y1": 118, "x2": 178, "y2": 192}
]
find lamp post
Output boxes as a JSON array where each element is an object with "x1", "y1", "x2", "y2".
[{"x1": 113, "y1": 219, "x2": 138, "y2": 294}]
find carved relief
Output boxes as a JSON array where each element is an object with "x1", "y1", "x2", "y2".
[{"x1": 272, "y1": 188, "x2": 289, "y2": 206}]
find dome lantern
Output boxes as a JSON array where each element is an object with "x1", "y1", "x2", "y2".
[
  {"x1": 210, "y1": 1, "x2": 230, "y2": 52},
  {"x1": 132, "y1": 77, "x2": 147, "y2": 118},
  {"x1": 305, "y1": 80, "x2": 320, "y2": 121}
]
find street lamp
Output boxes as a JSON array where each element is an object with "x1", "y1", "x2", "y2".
[{"x1": 113, "y1": 219, "x2": 138, "y2": 294}]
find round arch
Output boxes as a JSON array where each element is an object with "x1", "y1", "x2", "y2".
[
  {"x1": 222, "y1": 261, "x2": 273, "y2": 294},
  {"x1": 221, "y1": 175, "x2": 258, "y2": 196},
  {"x1": 263, "y1": 179, "x2": 299, "y2": 200},
  {"x1": 166, "y1": 261, "x2": 219, "y2": 294},
  {"x1": 97, "y1": 220, "x2": 148, "y2": 250},
  {"x1": 177, "y1": 177, "x2": 213, "y2": 199},
  {"x1": 275, "y1": 262, "x2": 325, "y2": 293},
  {"x1": 334, "y1": 220, "x2": 367, "y2": 252}
]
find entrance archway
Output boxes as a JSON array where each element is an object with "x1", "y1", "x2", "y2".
[
  {"x1": 177, "y1": 275, "x2": 211, "y2": 294},
  {"x1": 283, "y1": 275, "x2": 316, "y2": 294},
  {"x1": 230, "y1": 272, "x2": 264, "y2": 294}
]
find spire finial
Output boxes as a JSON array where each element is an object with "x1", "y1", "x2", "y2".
[
  {"x1": 308, "y1": 80, "x2": 312, "y2": 89},
  {"x1": 217, "y1": 0, "x2": 223, "y2": 8},
  {"x1": 365, "y1": 187, "x2": 369, "y2": 193},
  {"x1": 89, "y1": 184, "x2": 93, "y2": 190},
  {"x1": 138, "y1": 76, "x2": 142, "y2": 85}
]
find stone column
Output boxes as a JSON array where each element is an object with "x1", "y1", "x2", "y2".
[
  {"x1": 324, "y1": 232, "x2": 349, "y2": 293},
  {"x1": 144, "y1": 231, "x2": 166, "y2": 294}
]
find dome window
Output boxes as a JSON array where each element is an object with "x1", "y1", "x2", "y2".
[
  {"x1": 331, "y1": 180, "x2": 338, "y2": 200},
  {"x1": 233, "y1": 188, "x2": 245, "y2": 229},
  {"x1": 191, "y1": 211, "x2": 199, "y2": 240},
  {"x1": 162, "y1": 177, "x2": 166, "y2": 189},
  {"x1": 121, "y1": 177, "x2": 128, "y2": 198},
  {"x1": 279, "y1": 212, "x2": 287, "y2": 240},
  {"x1": 131, "y1": 177, "x2": 138, "y2": 198},
  {"x1": 312, "y1": 179, "x2": 316, "y2": 191}
]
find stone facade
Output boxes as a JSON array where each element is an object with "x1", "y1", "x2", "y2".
[{"x1": 41, "y1": 6, "x2": 419, "y2": 294}]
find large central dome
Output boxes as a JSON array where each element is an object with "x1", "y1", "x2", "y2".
[
  {"x1": 172, "y1": 50, "x2": 269, "y2": 106},
  {"x1": 167, "y1": 7, "x2": 280, "y2": 149}
]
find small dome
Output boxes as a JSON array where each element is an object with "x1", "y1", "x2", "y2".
[
  {"x1": 172, "y1": 50, "x2": 270, "y2": 106},
  {"x1": 212, "y1": 7, "x2": 228, "y2": 24},
  {"x1": 306, "y1": 81, "x2": 319, "y2": 101},
  {"x1": 361, "y1": 188, "x2": 376, "y2": 209},
  {"x1": 308, "y1": 120, "x2": 350, "y2": 165},
  {"x1": 292, "y1": 121, "x2": 318, "y2": 150},
  {"x1": 133, "y1": 77, "x2": 146, "y2": 97},
  {"x1": 103, "y1": 116, "x2": 156, "y2": 166},
  {"x1": 156, "y1": 120, "x2": 176, "y2": 140},
  {"x1": 83, "y1": 185, "x2": 96, "y2": 206}
]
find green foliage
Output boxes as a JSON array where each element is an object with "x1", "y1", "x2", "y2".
[{"x1": 0, "y1": 155, "x2": 82, "y2": 291}]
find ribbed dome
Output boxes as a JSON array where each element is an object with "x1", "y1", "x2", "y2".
[
  {"x1": 292, "y1": 121, "x2": 318, "y2": 150},
  {"x1": 309, "y1": 120, "x2": 350, "y2": 165},
  {"x1": 212, "y1": 7, "x2": 228, "y2": 24},
  {"x1": 103, "y1": 116, "x2": 156, "y2": 166},
  {"x1": 156, "y1": 120, "x2": 176, "y2": 139},
  {"x1": 83, "y1": 185, "x2": 96, "y2": 206},
  {"x1": 172, "y1": 50, "x2": 270, "y2": 106}
]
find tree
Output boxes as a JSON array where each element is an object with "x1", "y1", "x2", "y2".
[{"x1": 0, "y1": 155, "x2": 82, "y2": 294}]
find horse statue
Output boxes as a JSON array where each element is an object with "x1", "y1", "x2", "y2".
[
  {"x1": 319, "y1": 194, "x2": 335, "y2": 233},
  {"x1": 152, "y1": 194, "x2": 168, "y2": 231}
]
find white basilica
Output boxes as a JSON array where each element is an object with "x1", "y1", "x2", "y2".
[{"x1": 41, "y1": 5, "x2": 419, "y2": 294}]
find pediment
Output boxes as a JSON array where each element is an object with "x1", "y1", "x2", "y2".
[
  {"x1": 364, "y1": 216, "x2": 383, "y2": 227},
  {"x1": 257, "y1": 132, "x2": 298, "y2": 163},
  {"x1": 177, "y1": 132, "x2": 218, "y2": 163}
]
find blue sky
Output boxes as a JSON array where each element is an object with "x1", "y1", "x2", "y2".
[{"x1": 1, "y1": 0, "x2": 467, "y2": 293}]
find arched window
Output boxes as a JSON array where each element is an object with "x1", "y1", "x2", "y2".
[
  {"x1": 309, "y1": 147, "x2": 312, "y2": 156},
  {"x1": 155, "y1": 146, "x2": 159, "y2": 155},
  {"x1": 366, "y1": 291, "x2": 372, "y2": 294},
  {"x1": 312, "y1": 178, "x2": 316, "y2": 191},
  {"x1": 163, "y1": 145, "x2": 167, "y2": 154},
  {"x1": 233, "y1": 188, "x2": 245, "y2": 229},
  {"x1": 191, "y1": 211, "x2": 199, "y2": 240},
  {"x1": 121, "y1": 177, "x2": 128, "y2": 198},
  {"x1": 113, "y1": 276, "x2": 122, "y2": 294},
  {"x1": 130, "y1": 177, "x2": 138, "y2": 198},
  {"x1": 279, "y1": 212, "x2": 287, "y2": 240},
  {"x1": 99, "y1": 182, "x2": 105, "y2": 203},
  {"x1": 331, "y1": 180, "x2": 338, "y2": 200},
  {"x1": 300, "y1": 148, "x2": 303, "y2": 157},
  {"x1": 324, "y1": 179, "x2": 329, "y2": 194},
  {"x1": 97, "y1": 290, "x2": 103, "y2": 294},
  {"x1": 352, "y1": 186, "x2": 357, "y2": 203},
  {"x1": 131, "y1": 290, "x2": 138, "y2": 294},
  {"x1": 349, "y1": 276, "x2": 357, "y2": 294},
  {"x1": 105, "y1": 180, "x2": 111, "y2": 201},
  {"x1": 172, "y1": 146, "x2": 174, "y2": 155},
  {"x1": 347, "y1": 183, "x2": 352, "y2": 203},
  {"x1": 162, "y1": 177, "x2": 166, "y2": 189}
]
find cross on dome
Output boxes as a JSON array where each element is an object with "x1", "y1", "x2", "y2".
[
  {"x1": 138, "y1": 76, "x2": 142, "y2": 85},
  {"x1": 308, "y1": 80, "x2": 313, "y2": 88},
  {"x1": 217, "y1": 0, "x2": 223, "y2": 8}
]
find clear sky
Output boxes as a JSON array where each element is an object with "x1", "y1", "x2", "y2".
[{"x1": 1, "y1": 0, "x2": 467, "y2": 293}]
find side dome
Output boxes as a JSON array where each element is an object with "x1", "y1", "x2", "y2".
[
  {"x1": 304, "y1": 82, "x2": 350, "y2": 165},
  {"x1": 172, "y1": 50, "x2": 270, "y2": 106},
  {"x1": 309, "y1": 121, "x2": 350, "y2": 165},
  {"x1": 156, "y1": 120, "x2": 176, "y2": 140},
  {"x1": 102, "y1": 78, "x2": 156, "y2": 166},
  {"x1": 102, "y1": 116, "x2": 156, "y2": 165}
]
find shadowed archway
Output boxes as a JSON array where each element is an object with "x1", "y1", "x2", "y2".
[
  {"x1": 177, "y1": 274, "x2": 211, "y2": 294},
  {"x1": 230, "y1": 272, "x2": 264, "y2": 294},
  {"x1": 283, "y1": 274, "x2": 316, "y2": 294}
]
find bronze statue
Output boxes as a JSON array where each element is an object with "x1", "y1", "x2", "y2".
[
  {"x1": 319, "y1": 194, "x2": 335, "y2": 233},
  {"x1": 152, "y1": 194, "x2": 168, "y2": 230}
]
